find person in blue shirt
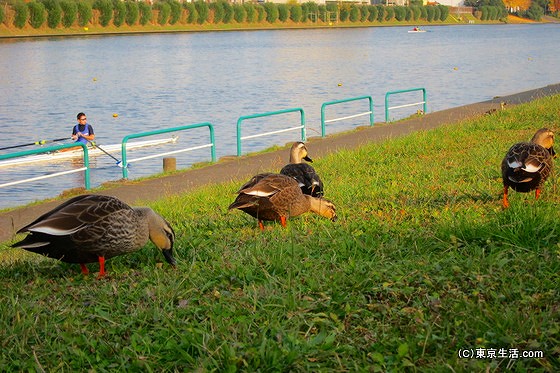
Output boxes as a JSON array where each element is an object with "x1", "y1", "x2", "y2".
[{"x1": 72, "y1": 112, "x2": 95, "y2": 144}]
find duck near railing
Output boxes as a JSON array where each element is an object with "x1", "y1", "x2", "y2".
[{"x1": 0, "y1": 88, "x2": 426, "y2": 193}]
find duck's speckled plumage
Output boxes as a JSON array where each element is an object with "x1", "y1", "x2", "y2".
[
  {"x1": 229, "y1": 173, "x2": 336, "y2": 229},
  {"x1": 280, "y1": 142, "x2": 324, "y2": 197},
  {"x1": 11, "y1": 194, "x2": 176, "y2": 276},
  {"x1": 501, "y1": 128, "x2": 555, "y2": 208}
]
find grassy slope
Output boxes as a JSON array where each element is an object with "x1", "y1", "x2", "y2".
[{"x1": 1, "y1": 95, "x2": 559, "y2": 371}]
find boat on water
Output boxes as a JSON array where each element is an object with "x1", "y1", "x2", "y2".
[
  {"x1": 408, "y1": 27, "x2": 426, "y2": 33},
  {"x1": 0, "y1": 136, "x2": 178, "y2": 168}
]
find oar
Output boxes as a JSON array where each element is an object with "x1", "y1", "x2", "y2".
[
  {"x1": 0, "y1": 137, "x2": 69, "y2": 151},
  {"x1": 89, "y1": 141, "x2": 126, "y2": 168}
]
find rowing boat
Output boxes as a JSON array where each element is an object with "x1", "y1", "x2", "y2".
[{"x1": 0, "y1": 136, "x2": 178, "y2": 168}]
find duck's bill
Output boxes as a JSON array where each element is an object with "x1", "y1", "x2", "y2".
[{"x1": 162, "y1": 249, "x2": 177, "y2": 266}]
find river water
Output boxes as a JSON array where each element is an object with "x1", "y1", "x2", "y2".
[{"x1": 1, "y1": 23, "x2": 559, "y2": 209}]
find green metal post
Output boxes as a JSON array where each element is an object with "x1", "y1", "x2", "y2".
[
  {"x1": 121, "y1": 123, "x2": 216, "y2": 179},
  {"x1": 236, "y1": 107, "x2": 306, "y2": 156}
]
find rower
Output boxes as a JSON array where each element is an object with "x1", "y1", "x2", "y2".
[{"x1": 72, "y1": 112, "x2": 95, "y2": 144}]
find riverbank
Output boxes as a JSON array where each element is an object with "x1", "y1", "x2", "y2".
[
  {"x1": 1, "y1": 83, "x2": 559, "y2": 243},
  {"x1": 1, "y1": 88, "x2": 559, "y2": 371},
  {"x1": 0, "y1": 14, "x2": 536, "y2": 39}
]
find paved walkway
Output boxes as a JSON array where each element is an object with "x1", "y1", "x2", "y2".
[{"x1": 2, "y1": 83, "x2": 559, "y2": 243}]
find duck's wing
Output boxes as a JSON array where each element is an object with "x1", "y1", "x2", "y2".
[
  {"x1": 17, "y1": 195, "x2": 131, "y2": 236},
  {"x1": 504, "y1": 143, "x2": 549, "y2": 173},
  {"x1": 280, "y1": 164, "x2": 324, "y2": 196},
  {"x1": 239, "y1": 174, "x2": 297, "y2": 197},
  {"x1": 235, "y1": 173, "x2": 275, "y2": 193}
]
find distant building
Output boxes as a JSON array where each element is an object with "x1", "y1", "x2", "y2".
[{"x1": 432, "y1": 0, "x2": 465, "y2": 6}]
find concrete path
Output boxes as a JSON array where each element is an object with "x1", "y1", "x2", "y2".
[{"x1": 2, "y1": 83, "x2": 559, "y2": 243}]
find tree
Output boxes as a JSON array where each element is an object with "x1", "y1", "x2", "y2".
[
  {"x1": 278, "y1": 4, "x2": 289, "y2": 22},
  {"x1": 376, "y1": 5, "x2": 385, "y2": 22},
  {"x1": 524, "y1": 2, "x2": 544, "y2": 19},
  {"x1": 13, "y1": 2, "x2": 29, "y2": 28},
  {"x1": 244, "y1": 3, "x2": 256, "y2": 23},
  {"x1": 125, "y1": 1, "x2": 139, "y2": 26},
  {"x1": 438, "y1": 5, "x2": 449, "y2": 21},
  {"x1": 233, "y1": 4, "x2": 246, "y2": 23},
  {"x1": 263, "y1": 2, "x2": 278, "y2": 23},
  {"x1": 156, "y1": 2, "x2": 170, "y2": 25},
  {"x1": 77, "y1": 0, "x2": 92, "y2": 27},
  {"x1": 138, "y1": 1, "x2": 152, "y2": 25},
  {"x1": 41, "y1": 0, "x2": 62, "y2": 28},
  {"x1": 112, "y1": 0, "x2": 126, "y2": 27},
  {"x1": 168, "y1": 0, "x2": 182, "y2": 25},
  {"x1": 212, "y1": 1, "x2": 224, "y2": 24},
  {"x1": 28, "y1": 1, "x2": 46, "y2": 28},
  {"x1": 349, "y1": 5, "x2": 360, "y2": 22},
  {"x1": 60, "y1": 0, "x2": 77, "y2": 27},
  {"x1": 290, "y1": 4, "x2": 302, "y2": 22},
  {"x1": 195, "y1": 0, "x2": 209, "y2": 24},
  {"x1": 368, "y1": 5, "x2": 378, "y2": 22},
  {"x1": 184, "y1": 2, "x2": 198, "y2": 24},
  {"x1": 359, "y1": 6, "x2": 369, "y2": 22},
  {"x1": 93, "y1": 0, "x2": 113, "y2": 27}
]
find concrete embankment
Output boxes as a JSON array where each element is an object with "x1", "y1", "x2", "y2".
[{"x1": 1, "y1": 83, "x2": 559, "y2": 243}]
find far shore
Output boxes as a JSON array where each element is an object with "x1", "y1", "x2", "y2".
[{"x1": 0, "y1": 14, "x2": 542, "y2": 39}]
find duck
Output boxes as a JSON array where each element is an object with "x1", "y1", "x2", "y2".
[
  {"x1": 280, "y1": 142, "x2": 324, "y2": 197},
  {"x1": 11, "y1": 194, "x2": 176, "y2": 277},
  {"x1": 229, "y1": 173, "x2": 336, "y2": 230},
  {"x1": 501, "y1": 128, "x2": 555, "y2": 208}
]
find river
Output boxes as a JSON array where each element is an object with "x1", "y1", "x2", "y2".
[{"x1": 1, "y1": 23, "x2": 559, "y2": 209}]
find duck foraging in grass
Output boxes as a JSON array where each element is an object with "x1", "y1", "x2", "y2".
[
  {"x1": 280, "y1": 142, "x2": 324, "y2": 197},
  {"x1": 501, "y1": 128, "x2": 555, "y2": 208},
  {"x1": 229, "y1": 173, "x2": 336, "y2": 230},
  {"x1": 11, "y1": 194, "x2": 176, "y2": 277}
]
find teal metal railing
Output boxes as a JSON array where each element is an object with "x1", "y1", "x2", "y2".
[
  {"x1": 121, "y1": 123, "x2": 216, "y2": 179},
  {"x1": 0, "y1": 143, "x2": 91, "y2": 189},
  {"x1": 236, "y1": 108, "x2": 306, "y2": 156},
  {"x1": 385, "y1": 88, "x2": 427, "y2": 122},
  {"x1": 320, "y1": 95, "x2": 374, "y2": 137}
]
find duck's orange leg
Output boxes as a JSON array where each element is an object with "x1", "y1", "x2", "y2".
[
  {"x1": 535, "y1": 188, "x2": 541, "y2": 200},
  {"x1": 258, "y1": 220, "x2": 265, "y2": 231},
  {"x1": 97, "y1": 256, "x2": 106, "y2": 278},
  {"x1": 79, "y1": 263, "x2": 89, "y2": 275},
  {"x1": 502, "y1": 186, "x2": 510, "y2": 208},
  {"x1": 280, "y1": 216, "x2": 287, "y2": 227}
]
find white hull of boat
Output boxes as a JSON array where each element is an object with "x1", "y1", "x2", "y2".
[{"x1": 0, "y1": 137, "x2": 178, "y2": 168}]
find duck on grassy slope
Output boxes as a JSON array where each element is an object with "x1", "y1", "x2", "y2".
[
  {"x1": 501, "y1": 128, "x2": 555, "y2": 208},
  {"x1": 280, "y1": 142, "x2": 324, "y2": 197},
  {"x1": 11, "y1": 194, "x2": 176, "y2": 277},
  {"x1": 229, "y1": 173, "x2": 336, "y2": 230}
]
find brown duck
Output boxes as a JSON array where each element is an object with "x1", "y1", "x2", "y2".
[
  {"x1": 11, "y1": 194, "x2": 176, "y2": 277},
  {"x1": 280, "y1": 142, "x2": 324, "y2": 197},
  {"x1": 501, "y1": 128, "x2": 555, "y2": 208},
  {"x1": 229, "y1": 173, "x2": 336, "y2": 230}
]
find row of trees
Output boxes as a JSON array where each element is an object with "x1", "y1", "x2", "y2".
[
  {"x1": 465, "y1": 0, "x2": 559, "y2": 20},
  {"x1": 0, "y1": 0, "x2": 455, "y2": 29}
]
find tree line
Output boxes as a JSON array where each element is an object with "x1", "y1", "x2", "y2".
[{"x1": 0, "y1": 0, "x2": 459, "y2": 30}]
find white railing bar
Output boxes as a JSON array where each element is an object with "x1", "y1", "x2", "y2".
[
  {"x1": 0, "y1": 168, "x2": 87, "y2": 189},
  {"x1": 324, "y1": 111, "x2": 373, "y2": 123},
  {"x1": 388, "y1": 101, "x2": 426, "y2": 110},
  {"x1": 126, "y1": 143, "x2": 213, "y2": 164},
  {"x1": 241, "y1": 126, "x2": 303, "y2": 141}
]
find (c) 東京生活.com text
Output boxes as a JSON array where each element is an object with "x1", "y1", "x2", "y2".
[{"x1": 458, "y1": 348, "x2": 544, "y2": 360}]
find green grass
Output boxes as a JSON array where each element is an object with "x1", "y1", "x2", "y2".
[{"x1": 1, "y1": 96, "x2": 559, "y2": 371}]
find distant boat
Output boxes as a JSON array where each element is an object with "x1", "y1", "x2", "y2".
[{"x1": 408, "y1": 28, "x2": 427, "y2": 33}]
